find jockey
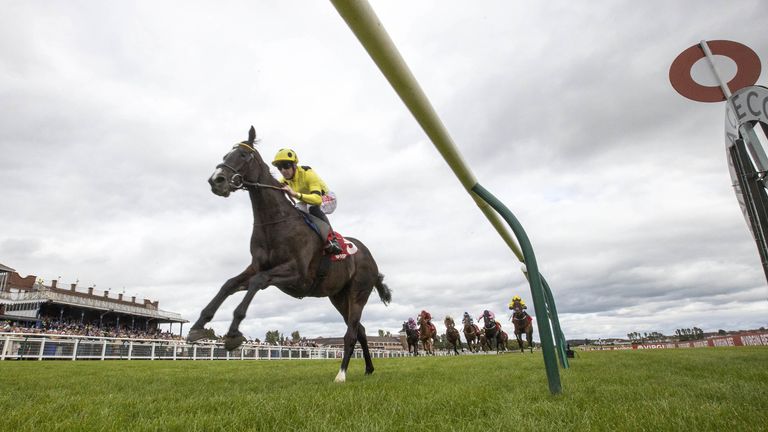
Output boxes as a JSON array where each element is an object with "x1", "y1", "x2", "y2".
[
  {"x1": 272, "y1": 148, "x2": 342, "y2": 254},
  {"x1": 407, "y1": 317, "x2": 418, "y2": 331},
  {"x1": 419, "y1": 310, "x2": 436, "y2": 335},
  {"x1": 478, "y1": 309, "x2": 496, "y2": 322},
  {"x1": 419, "y1": 310, "x2": 432, "y2": 322},
  {"x1": 508, "y1": 295, "x2": 527, "y2": 310},
  {"x1": 462, "y1": 311, "x2": 473, "y2": 325}
]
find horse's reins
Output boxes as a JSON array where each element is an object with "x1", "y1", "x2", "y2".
[
  {"x1": 512, "y1": 310, "x2": 529, "y2": 322},
  {"x1": 218, "y1": 143, "x2": 297, "y2": 206}
]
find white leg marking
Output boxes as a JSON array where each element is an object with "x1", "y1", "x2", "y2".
[{"x1": 334, "y1": 370, "x2": 346, "y2": 383}]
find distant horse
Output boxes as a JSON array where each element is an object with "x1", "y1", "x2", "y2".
[
  {"x1": 462, "y1": 318, "x2": 481, "y2": 353},
  {"x1": 187, "y1": 126, "x2": 392, "y2": 383},
  {"x1": 444, "y1": 316, "x2": 462, "y2": 355},
  {"x1": 418, "y1": 315, "x2": 436, "y2": 355},
  {"x1": 480, "y1": 312, "x2": 504, "y2": 353},
  {"x1": 401, "y1": 321, "x2": 420, "y2": 356},
  {"x1": 478, "y1": 328, "x2": 489, "y2": 352},
  {"x1": 498, "y1": 330, "x2": 509, "y2": 352},
  {"x1": 511, "y1": 304, "x2": 534, "y2": 353}
]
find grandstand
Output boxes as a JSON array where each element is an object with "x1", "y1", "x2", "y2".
[{"x1": 0, "y1": 263, "x2": 187, "y2": 337}]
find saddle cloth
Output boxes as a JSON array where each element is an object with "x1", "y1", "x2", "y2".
[
  {"x1": 327, "y1": 231, "x2": 358, "y2": 262},
  {"x1": 301, "y1": 211, "x2": 357, "y2": 261}
]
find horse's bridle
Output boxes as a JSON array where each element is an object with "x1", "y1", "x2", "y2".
[
  {"x1": 216, "y1": 143, "x2": 257, "y2": 190},
  {"x1": 216, "y1": 144, "x2": 292, "y2": 197}
]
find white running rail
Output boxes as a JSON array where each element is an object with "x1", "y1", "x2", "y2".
[{"x1": 0, "y1": 332, "x2": 415, "y2": 361}]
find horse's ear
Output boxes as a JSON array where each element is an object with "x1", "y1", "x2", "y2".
[{"x1": 247, "y1": 126, "x2": 256, "y2": 145}]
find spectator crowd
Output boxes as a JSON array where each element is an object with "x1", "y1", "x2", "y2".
[{"x1": 0, "y1": 319, "x2": 181, "y2": 340}]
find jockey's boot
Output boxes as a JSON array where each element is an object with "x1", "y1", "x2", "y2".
[{"x1": 325, "y1": 237, "x2": 343, "y2": 255}]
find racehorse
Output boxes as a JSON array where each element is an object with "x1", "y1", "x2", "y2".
[
  {"x1": 401, "y1": 321, "x2": 420, "y2": 356},
  {"x1": 498, "y1": 330, "x2": 509, "y2": 352},
  {"x1": 511, "y1": 304, "x2": 534, "y2": 353},
  {"x1": 478, "y1": 328, "x2": 489, "y2": 352},
  {"x1": 187, "y1": 127, "x2": 392, "y2": 383},
  {"x1": 418, "y1": 315, "x2": 437, "y2": 355},
  {"x1": 462, "y1": 319, "x2": 481, "y2": 353},
  {"x1": 480, "y1": 311, "x2": 504, "y2": 353},
  {"x1": 444, "y1": 316, "x2": 462, "y2": 355}
]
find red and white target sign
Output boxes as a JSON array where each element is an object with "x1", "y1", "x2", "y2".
[{"x1": 670, "y1": 40, "x2": 761, "y2": 102}]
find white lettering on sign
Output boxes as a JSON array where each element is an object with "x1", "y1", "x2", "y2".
[
  {"x1": 724, "y1": 85, "x2": 768, "y2": 148},
  {"x1": 740, "y1": 333, "x2": 768, "y2": 346},
  {"x1": 712, "y1": 337, "x2": 735, "y2": 346}
]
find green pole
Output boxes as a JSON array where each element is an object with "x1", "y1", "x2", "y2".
[
  {"x1": 542, "y1": 276, "x2": 569, "y2": 368},
  {"x1": 330, "y1": 0, "x2": 563, "y2": 394},
  {"x1": 472, "y1": 184, "x2": 561, "y2": 394}
]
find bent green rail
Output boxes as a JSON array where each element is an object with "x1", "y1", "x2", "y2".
[{"x1": 330, "y1": 0, "x2": 566, "y2": 394}]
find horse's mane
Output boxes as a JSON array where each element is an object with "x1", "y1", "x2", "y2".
[{"x1": 249, "y1": 146, "x2": 284, "y2": 188}]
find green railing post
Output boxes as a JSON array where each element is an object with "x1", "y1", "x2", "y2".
[
  {"x1": 330, "y1": 0, "x2": 565, "y2": 394},
  {"x1": 472, "y1": 183, "x2": 561, "y2": 394},
  {"x1": 542, "y1": 276, "x2": 569, "y2": 368}
]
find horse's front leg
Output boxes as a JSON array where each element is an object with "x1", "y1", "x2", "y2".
[
  {"x1": 223, "y1": 263, "x2": 297, "y2": 351},
  {"x1": 528, "y1": 330, "x2": 534, "y2": 353},
  {"x1": 187, "y1": 267, "x2": 255, "y2": 342}
]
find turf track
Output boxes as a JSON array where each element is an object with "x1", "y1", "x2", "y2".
[{"x1": 1, "y1": 347, "x2": 766, "y2": 431}]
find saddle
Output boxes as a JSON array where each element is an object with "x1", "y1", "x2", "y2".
[
  {"x1": 486, "y1": 320, "x2": 501, "y2": 333},
  {"x1": 299, "y1": 210, "x2": 357, "y2": 261}
]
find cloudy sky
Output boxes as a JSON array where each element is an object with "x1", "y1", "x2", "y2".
[{"x1": 2, "y1": 0, "x2": 767, "y2": 342}]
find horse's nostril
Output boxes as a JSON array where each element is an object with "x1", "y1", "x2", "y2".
[{"x1": 213, "y1": 176, "x2": 226, "y2": 184}]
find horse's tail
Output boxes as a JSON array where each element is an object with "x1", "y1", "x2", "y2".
[{"x1": 375, "y1": 273, "x2": 392, "y2": 305}]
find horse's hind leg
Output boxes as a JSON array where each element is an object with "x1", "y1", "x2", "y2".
[
  {"x1": 356, "y1": 323, "x2": 374, "y2": 375},
  {"x1": 187, "y1": 268, "x2": 254, "y2": 342}
]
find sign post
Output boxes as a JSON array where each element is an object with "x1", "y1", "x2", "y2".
[{"x1": 670, "y1": 40, "x2": 768, "y2": 284}]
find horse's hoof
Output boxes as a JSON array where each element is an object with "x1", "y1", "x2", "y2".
[
  {"x1": 223, "y1": 335, "x2": 246, "y2": 351},
  {"x1": 365, "y1": 368, "x2": 374, "y2": 375},
  {"x1": 335, "y1": 370, "x2": 346, "y2": 383},
  {"x1": 186, "y1": 328, "x2": 207, "y2": 343}
]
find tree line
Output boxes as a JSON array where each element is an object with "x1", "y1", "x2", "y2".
[{"x1": 627, "y1": 327, "x2": 707, "y2": 343}]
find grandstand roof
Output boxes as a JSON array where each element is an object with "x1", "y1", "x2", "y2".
[
  {"x1": 0, "y1": 286, "x2": 187, "y2": 323},
  {"x1": 0, "y1": 263, "x2": 15, "y2": 272}
]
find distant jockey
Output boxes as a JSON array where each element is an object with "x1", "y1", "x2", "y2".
[
  {"x1": 478, "y1": 309, "x2": 496, "y2": 322},
  {"x1": 418, "y1": 310, "x2": 437, "y2": 335},
  {"x1": 462, "y1": 311, "x2": 473, "y2": 325},
  {"x1": 508, "y1": 295, "x2": 527, "y2": 310},
  {"x1": 509, "y1": 295, "x2": 533, "y2": 325},
  {"x1": 407, "y1": 317, "x2": 418, "y2": 331}
]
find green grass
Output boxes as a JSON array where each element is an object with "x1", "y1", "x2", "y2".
[{"x1": 1, "y1": 347, "x2": 766, "y2": 431}]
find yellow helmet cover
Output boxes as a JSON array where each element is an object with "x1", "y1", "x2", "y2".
[{"x1": 272, "y1": 148, "x2": 299, "y2": 166}]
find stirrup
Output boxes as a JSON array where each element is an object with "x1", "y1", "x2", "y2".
[{"x1": 325, "y1": 239, "x2": 343, "y2": 255}]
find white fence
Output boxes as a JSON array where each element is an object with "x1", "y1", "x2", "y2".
[{"x1": 0, "y1": 333, "x2": 412, "y2": 361}]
